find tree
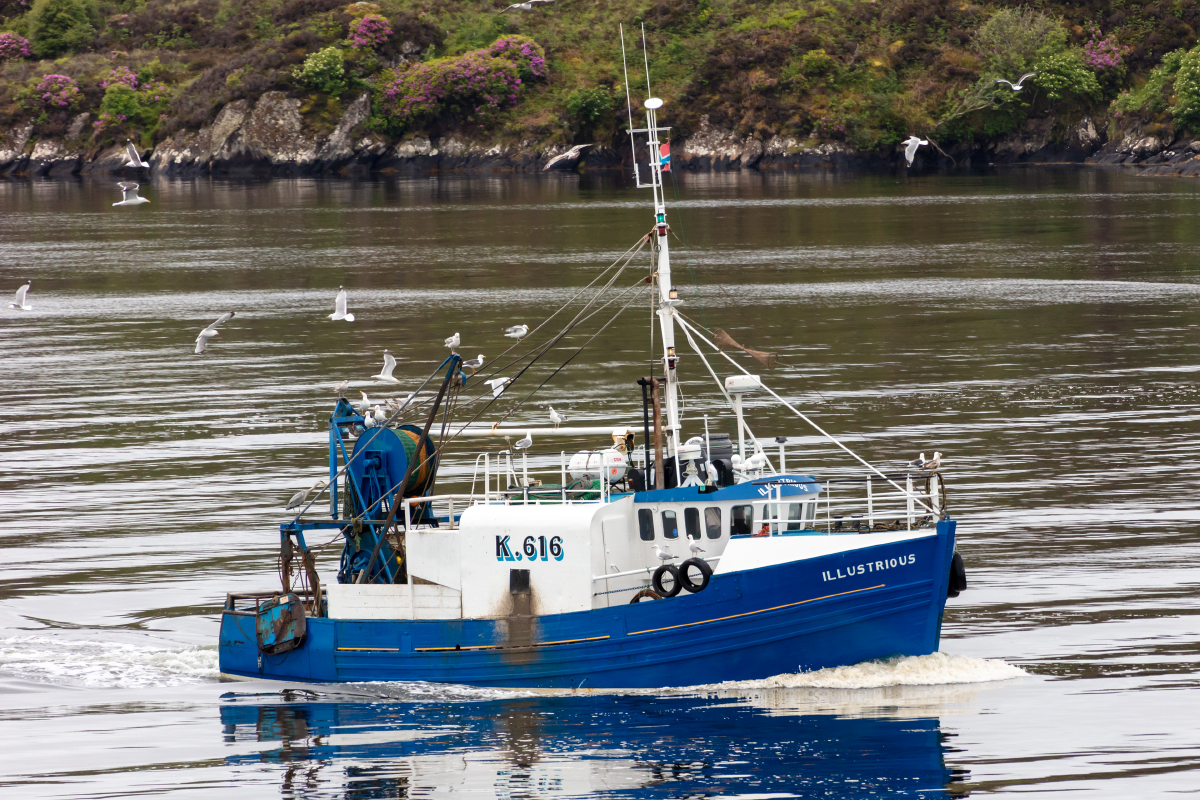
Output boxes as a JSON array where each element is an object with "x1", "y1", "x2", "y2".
[{"x1": 28, "y1": 0, "x2": 96, "y2": 58}]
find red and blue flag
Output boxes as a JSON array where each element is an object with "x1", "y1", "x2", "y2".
[{"x1": 659, "y1": 142, "x2": 671, "y2": 172}]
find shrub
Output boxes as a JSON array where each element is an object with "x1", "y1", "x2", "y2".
[
  {"x1": 101, "y1": 65, "x2": 137, "y2": 89},
  {"x1": 373, "y1": 35, "x2": 546, "y2": 133},
  {"x1": 376, "y1": 52, "x2": 521, "y2": 131},
  {"x1": 1032, "y1": 50, "x2": 1102, "y2": 102},
  {"x1": 35, "y1": 73, "x2": 80, "y2": 108},
  {"x1": 93, "y1": 78, "x2": 171, "y2": 136},
  {"x1": 972, "y1": 7, "x2": 1065, "y2": 79},
  {"x1": 1170, "y1": 46, "x2": 1200, "y2": 132},
  {"x1": 28, "y1": 0, "x2": 96, "y2": 58},
  {"x1": 1082, "y1": 26, "x2": 1129, "y2": 73},
  {"x1": 566, "y1": 86, "x2": 613, "y2": 125},
  {"x1": 799, "y1": 48, "x2": 835, "y2": 77},
  {"x1": 292, "y1": 46, "x2": 346, "y2": 96},
  {"x1": 0, "y1": 33, "x2": 31, "y2": 61},
  {"x1": 348, "y1": 13, "x2": 390, "y2": 50},
  {"x1": 1112, "y1": 49, "x2": 1185, "y2": 119},
  {"x1": 487, "y1": 35, "x2": 546, "y2": 81}
]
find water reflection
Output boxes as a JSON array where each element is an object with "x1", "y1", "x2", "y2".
[{"x1": 220, "y1": 690, "x2": 960, "y2": 799}]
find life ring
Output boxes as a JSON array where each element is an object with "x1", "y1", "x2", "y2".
[
  {"x1": 629, "y1": 588, "x2": 662, "y2": 603},
  {"x1": 679, "y1": 558, "x2": 712, "y2": 593},
  {"x1": 651, "y1": 564, "x2": 682, "y2": 597}
]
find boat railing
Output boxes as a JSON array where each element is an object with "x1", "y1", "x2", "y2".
[
  {"x1": 754, "y1": 472, "x2": 946, "y2": 534},
  {"x1": 461, "y1": 449, "x2": 622, "y2": 509}
]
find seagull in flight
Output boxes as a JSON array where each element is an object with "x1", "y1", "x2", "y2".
[
  {"x1": 514, "y1": 431, "x2": 533, "y2": 451},
  {"x1": 328, "y1": 286, "x2": 354, "y2": 322},
  {"x1": 6, "y1": 280, "x2": 31, "y2": 310},
  {"x1": 484, "y1": 377, "x2": 511, "y2": 398},
  {"x1": 123, "y1": 139, "x2": 149, "y2": 168},
  {"x1": 194, "y1": 311, "x2": 235, "y2": 354},
  {"x1": 461, "y1": 354, "x2": 485, "y2": 374},
  {"x1": 651, "y1": 544, "x2": 676, "y2": 562},
  {"x1": 373, "y1": 349, "x2": 399, "y2": 383},
  {"x1": 549, "y1": 406, "x2": 566, "y2": 429},
  {"x1": 996, "y1": 72, "x2": 1037, "y2": 91},
  {"x1": 544, "y1": 144, "x2": 592, "y2": 170},
  {"x1": 902, "y1": 136, "x2": 927, "y2": 167},
  {"x1": 445, "y1": 332, "x2": 460, "y2": 353},
  {"x1": 905, "y1": 452, "x2": 927, "y2": 470},
  {"x1": 113, "y1": 182, "x2": 149, "y2": 206},
  {"x1": 500, "y1": 0, "x2": 553, "y2": 12},
  {"x1": 504, "y1": 324, "x2": 528, "y2": 340}
]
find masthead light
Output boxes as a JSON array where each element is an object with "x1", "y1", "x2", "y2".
[{"x1": 644, "y1": 98, "x2": 664, "y2": 109}]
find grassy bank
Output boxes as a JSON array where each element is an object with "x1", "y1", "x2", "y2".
[{"x1": 1, "y1": 0, "x2": 1199, "y2": 156}]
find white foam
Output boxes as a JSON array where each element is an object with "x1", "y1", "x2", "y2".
[
  {"x1": 709, "y1": 652, "x2": 1026, "y2": 691},
  {"x1": 0, "y1": 636, "x2": 220, "y2": 689}
]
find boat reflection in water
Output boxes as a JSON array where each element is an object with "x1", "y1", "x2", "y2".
[{"x1": 220, "y1": 685, "x2": 967, "y2": 798}]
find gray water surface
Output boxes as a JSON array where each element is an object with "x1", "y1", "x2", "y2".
[{"x1": 1, "y1": 169, "x2": 1199, "y2": 798}]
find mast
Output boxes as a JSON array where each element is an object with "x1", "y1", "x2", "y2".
[{"x1": 622, "y1": 25, "x2": 683, "y2": 476}]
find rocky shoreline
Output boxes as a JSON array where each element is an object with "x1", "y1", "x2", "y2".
[{"x1": 2, "y1": 93, "x2": 1199, "y2": 178}]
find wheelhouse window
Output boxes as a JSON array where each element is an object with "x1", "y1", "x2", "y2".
[
  {"x1": 684, "y1": 507, "x2": 701, "y2": 540},
  {"x1": 661, "y1": 510, "x2": 679, "y2": 539},
  {"x1": 731, "y1": 505, "x2": 753, "y2": 536},
  {"x1": 786, "y1": 503, "x2": 804, "y2": 531},
  {"x1": 704, "y1": 507, "x2": 722, "y2": 539},
  {"x1": 638, "y1": 508, "x2": 655, "y2": 541}
]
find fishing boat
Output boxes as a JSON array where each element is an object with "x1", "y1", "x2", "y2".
[{"x1": 218, "y1": 53, "x2": 968, "y2": 689}]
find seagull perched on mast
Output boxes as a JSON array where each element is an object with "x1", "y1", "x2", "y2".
[
  {"x1": 995, "y1": 72, "x2": 1037, "y2": 91},
  {"x1": 461, "y1": 354, "x2": 486, "y2": 374},
  {"x1": 373, "y1": 349, "x2": 399, "y2": 383},
  {"x1": 444, "y1": 332, "x2": 460, "y2": 353},
  {"x1": 499, "y1": 0, "x2": 553, "y2": 12},
  {"x1": 922, "y1": 452, "x2": 942, "y2": 471},
  {"x1": 6, "y1": 280, "x2": 32, "y2": 310},
  {"x1": 333, "y1": 380, "x2": 350, "y2": 397},
  {"x1": 514, "y1": 431, "x2": 533, "y2": 451},
  {"x1": 504, "y1": 324, "x2": 528, "y2": 340},
  {"x1": 902, "y1": 136, "x2": 927, "y2": 167},
  {"x1": 113, "y1": 182, "x2": 149, "y2": 206},
  {"x1": 905, "y1": 453, "x2": 927, "y2": 470},
  {"x1": 286, "y1": 480, "x2": 327, "y2": 511},
  {"x1": 549, "y1": 406, "x2": 566, "y2": 429},
  {"x1": 123, "y1": 139, "x2": 149, "y2": 168},
  {"x1": 194, "y1": 311, "x2": 235, "y2": 354},
  {"x1": 328, "y1": 286, "x2": 354, "y2": 322}
]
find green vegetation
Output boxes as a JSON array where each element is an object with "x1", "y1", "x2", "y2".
[{"x1": 0, "y1": 0, "x2": 1199, "y2": 153}]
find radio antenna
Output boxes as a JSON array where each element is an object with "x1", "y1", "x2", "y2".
[
  {"x1": 641, "y1": 23, "x2": 653, "y2": 101},
  {"x1": 620, "y1": 24, "x2": 633, "y2": 129}
]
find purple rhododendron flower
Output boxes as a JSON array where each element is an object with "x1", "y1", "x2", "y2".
[
  {"x1": 1083, "y1": 25, "x2": 1129, "y2": 72},
  {"x1": 349, "y1": 14, "x2": 392, "y2": 50},
  {"x1": 36, "y1": 74, "x2": 80, "y2": 108},
  {"x1": 0, "y1": 33, "x2": 31, "y2": 61},
  {"x1": 101, "y1": 66, "x2": 138, "y2": 90}
]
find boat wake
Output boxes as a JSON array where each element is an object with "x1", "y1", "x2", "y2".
[
  {"x1": 708, "y1": 652, "x2": 1026, "y2": 691},
  {"x1": 0, "y1": 636, "x2": 220, "y2": 689}
]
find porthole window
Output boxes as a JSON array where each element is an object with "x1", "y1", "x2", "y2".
[
  {"x1": 704, "y1": 507, "x2": 722, "y2": 539},
  {"x1": 661, "y1": 510, "x2": 679, "y2": 539},
  {"x1": 684, "y1": 507, "x2": 701, "y2": 540},
  {"x1": 638, "y1": 508, "x2": 655, "y2": 541}
]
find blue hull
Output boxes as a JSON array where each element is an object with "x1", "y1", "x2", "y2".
[{"x1": 220, "y1": 521, "x2": 955, "y2": 688}]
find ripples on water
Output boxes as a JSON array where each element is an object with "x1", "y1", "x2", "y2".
[{"x1": 1, "y1": 169, "x2": 1199, "y2": 797}]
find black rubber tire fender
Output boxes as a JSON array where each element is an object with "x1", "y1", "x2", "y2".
[
  {"x1": 678, "y1": 557, "x2": 712, "y2": 593},
  {"x1": 651, "y1": 564, "x2": 682, "y2": 597},
  {"x1": 947, "y1": 551, "x2": 967, "y2": 597}
]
